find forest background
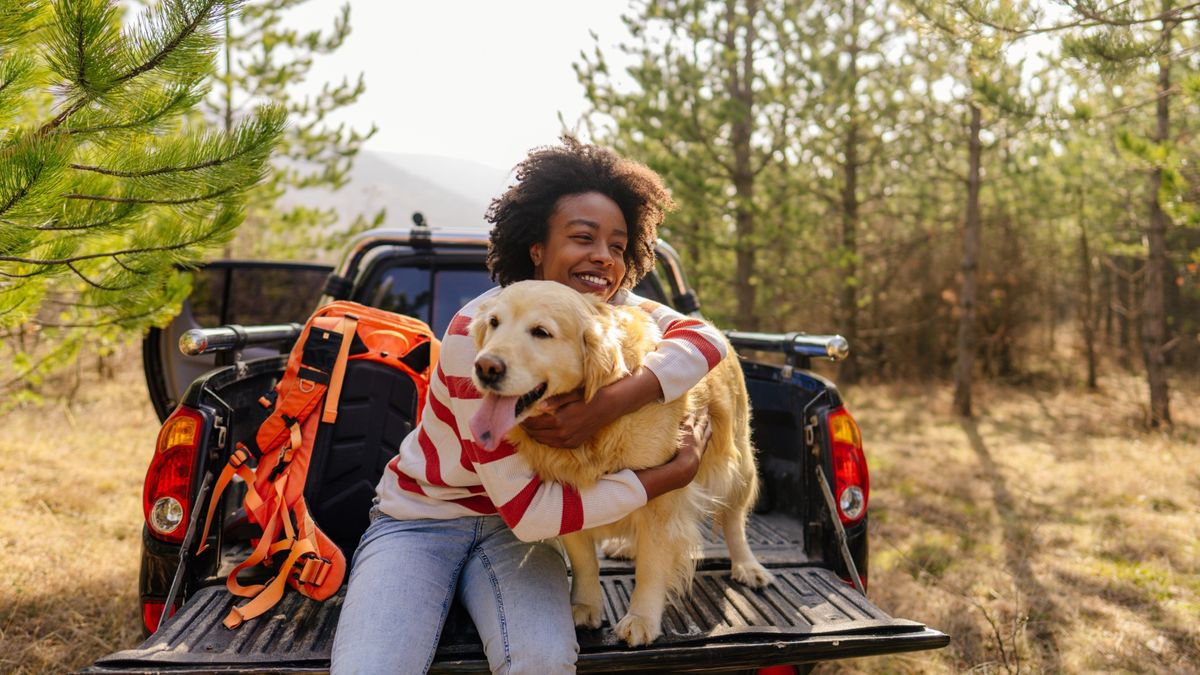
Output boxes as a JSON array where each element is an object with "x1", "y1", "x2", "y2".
[{"x1": 0, "y1": 0, "x2": 1197, "y2": 672}]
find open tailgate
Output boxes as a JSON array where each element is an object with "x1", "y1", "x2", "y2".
[{"x1": 89, "y1": 514, "x2": 947, "y2": 673}]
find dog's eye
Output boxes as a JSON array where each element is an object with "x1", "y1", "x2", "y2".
[
  {"x1": 530, "y1": 326, "x2": 552, "y2": 339},
  {"x1": 489, "y1": 316, "x2": 499, "y2": 328}
]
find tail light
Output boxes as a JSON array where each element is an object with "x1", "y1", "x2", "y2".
[
  {"x1": 143, "y1": 406, "x2": 204, "y2": 544},
  {"x1": 141, "y1": 597, "x2": 178, "y2": 633},
  {"x1": 827, "y1": 406, "x2": 868, "y2": 525}
]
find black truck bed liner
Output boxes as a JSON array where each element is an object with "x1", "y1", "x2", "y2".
[{"x1": 90, "y1": 513, "x2": 948, "y2": 673}]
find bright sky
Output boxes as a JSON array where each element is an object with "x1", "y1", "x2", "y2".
[{"x1": 292, "y1": 0, "x2": 635, "y2": 173}]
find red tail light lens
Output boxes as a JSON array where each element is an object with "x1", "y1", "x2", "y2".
[
  {"x1": 142, "y1": 597, "x2": 178, "y2": 633},
  {"x1": 827, "y1": 406, "x2": 869, "y2": 525},
  {"x1": 143, "y1": 406, "x2": 203, "y2": 544}
]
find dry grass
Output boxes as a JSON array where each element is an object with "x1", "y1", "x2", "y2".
[
  {"x1": 0, "y1": 350, "x2": 155, "y2": 674},
  {"x1": 1, "y1": 348, "x2": 1197, "y2": 673},
  {"x1": 822, "y1": 372, "x2": 1200, "y2": 675}
]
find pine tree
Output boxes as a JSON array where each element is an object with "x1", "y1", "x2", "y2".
[
  {"x1": 902, "y1": 1, "x2": 1003, "y2": 415},
  {"x1": 576, "y1": 0, "x2": 817, "y2": 330},
  {"x1": 0, "y1": 0, "x2": 283, "y2": 401},
  {"x1": 797, "y1": 0, "x2": 914, "y2": 381},
  {"x1": 213, "y1": 0, "x2": 378, "y2": 259},
  {"x1": 948, "y1": 0, "x2": 1200, "y2": 425}
]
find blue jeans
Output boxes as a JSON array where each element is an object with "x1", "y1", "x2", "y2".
[{"x1": 330, "y1": 513, "x2": 578, "y2": 674}]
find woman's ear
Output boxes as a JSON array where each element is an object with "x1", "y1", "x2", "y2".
[
  {"x1": 580, "y1": 307, "x2": 627, "y2": 402},
  {"x1": 529, "y1": 242, "x2": 543, "y2": 269}
]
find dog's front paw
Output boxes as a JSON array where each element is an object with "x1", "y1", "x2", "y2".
[
  {"x1": 731, "y1": 560, "x2": 774, "y2": 588},
  {"x1": 572, "y1": 602, "x2": 603, "y2": 629},
  {"x1": 614, "y1": 612, "x2": 662, "y2": 646}
]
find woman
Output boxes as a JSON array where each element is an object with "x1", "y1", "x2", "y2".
[{"x1": 331, "y1": 138, "x2": 729, "y2": 674}]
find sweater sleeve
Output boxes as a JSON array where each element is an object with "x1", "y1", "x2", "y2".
[
  {"x1": 621, "y1": 291, "x2": 729, "y2": 403},
  {"x1": 437, "y1": 297, "x2": 649, "y2": 542}
]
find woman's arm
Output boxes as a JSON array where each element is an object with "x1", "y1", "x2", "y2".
[
  {"x1": 468, "y1": 405, "x2": 711, "y2": 541},
  {"x1": 632, "y1": 410, "x2": 709, "y2": 500},
  {"x1": 518, "y1": 367, "x2": 662, "y2": 448},
  {"x1": 521, "y1": 292, "x2": 727, "y2": 447}
]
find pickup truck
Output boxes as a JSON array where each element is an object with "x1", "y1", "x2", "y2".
[{"x1": 89, "y1": 225, "x2": 949, "y2": 673}]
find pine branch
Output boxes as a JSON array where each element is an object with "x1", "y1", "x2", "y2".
[
  {"x1": 63, "y1": 185, "x2": 238, "y2": 205},
  {"x1": 70, "y1": 143, "x2": 260, "y2": 178},
  {"x1": 20, "y1": 203, "x2": 136, "y2": 231},
  {"x1": 0, "y1": 151, "x2": 48, "y2": 216},
  {"x1": 116, "y1": 0, "x2": 222, "y2": 84},
  {"x1": 65, "y1": 260, "x2": 135, "y2": 291},
  {"x1": 65, "y1": 86, "x2": 197, "y2": 136},
  {"x1": 0, "y1": 231, "x2": 221, "y2": 266},
  {"x1": 34, "y1": 305, "x2": 161, "y2": 328},
  {"x1": 941, "y1": 0, "x2": 1200, "y2": 38},
  {"x1": 36, "y1": 99, "x2": 88, "y2": 136}
]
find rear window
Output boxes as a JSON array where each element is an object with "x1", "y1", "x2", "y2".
[
  {"x1": 191, "y1": 264, "x2": 331, "y2": 326},
  {"x1": 359, "y1": 263, "x2": 495, "y2": 337},
  {"x1": 359, "y1": 259, "x2": 673, "y2": 338}
]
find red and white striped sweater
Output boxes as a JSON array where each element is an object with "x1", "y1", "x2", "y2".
[{"x1": 374, "y1": 286, "x2": 728, "y2": 542}]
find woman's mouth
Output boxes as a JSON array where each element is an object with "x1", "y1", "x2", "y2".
[{"x1": 574, "y1": 272, "x2": 611, "y2": 291}]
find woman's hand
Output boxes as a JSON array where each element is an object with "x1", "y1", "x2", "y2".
[
  {"x1": 519, "y1": 388, "x2": 610, "y2": 448},
  {"x1": 519, "y1": 368, "x2": 664, "y2": 448},
  {"x1": 672, "y1": 408, "x2": 713, "y2": 475},
  {"x1": 634, "y1": 407, "x2": 712, "y2": 501}
]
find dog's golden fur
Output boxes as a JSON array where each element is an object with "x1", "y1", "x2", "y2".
[{"x1": 469, "y1": 280, "x2": 771, "y2": 646}]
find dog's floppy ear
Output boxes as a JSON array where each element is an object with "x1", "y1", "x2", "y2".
[
  {"x1": 581, "y1": 305, "x2": 628, "y2": 403},
  {"x1": 469, "y1": 299, "x2": 495, "y2": 350}
]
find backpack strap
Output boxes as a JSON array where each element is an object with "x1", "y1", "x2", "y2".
[
  {"x1": 224, "y1": 534, "x2": 317, "y2": 629},
  {"x1": 195, "y1": 444, "x2": 260, "y2": 556},
  {"x1": 222, "y1": 496, "x2": 333, "y2": 629},
  {"x1": 321, "y1": 314, "x2": 359, "y2": 425}
]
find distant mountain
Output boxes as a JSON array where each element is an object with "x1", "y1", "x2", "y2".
[{"x1": 277, "y1": 150, "x2": 513, "y2": 232}]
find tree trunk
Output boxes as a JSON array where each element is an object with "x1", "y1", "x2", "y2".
[
  {"x1": 1142, "y1": 6, "x2": 1173, "y2": 426},
  {"x1": 1079, "y1": 216, "x2": 1098, "y2": 390},
  {"x1": 839, "y1": 0, "x2": 862, "y2": 383},
  {"x1": 953, "y1": 103, "x2": 982, "y2": 417},
  {"x1": 1101, "y1": 255, "x2": 1113, "y2": 347},
  {"x1": 728, "y1": 0, "x2": 759, "y2": 331}
]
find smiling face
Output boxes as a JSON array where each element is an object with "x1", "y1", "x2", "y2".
[{"x1": 529, "y1": 192, "x2": 629, "y2": 301}]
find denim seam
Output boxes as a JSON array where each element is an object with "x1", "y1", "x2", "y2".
[
  {"x1": 475, "y1": 547, "x2": 511, "y2": 673},
  {"x1": 420, "y1": 547, "x2": 468, "y2": 674}
]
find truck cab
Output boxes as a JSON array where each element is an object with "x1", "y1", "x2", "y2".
[{"x1": 89, "y1": 226, "x2": 948, "y2": 673}]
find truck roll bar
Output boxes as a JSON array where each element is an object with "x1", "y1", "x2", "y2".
[
  {"x1": 179, "y1": 323, "x2": 304, "y2": 356},
  {"x1": 725, "y1": 331, "x2": 850, "y2": 363}
]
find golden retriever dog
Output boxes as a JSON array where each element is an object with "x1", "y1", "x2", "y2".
[{"x1": 467, "y1": 280, "x2": 772, "y2": 646}]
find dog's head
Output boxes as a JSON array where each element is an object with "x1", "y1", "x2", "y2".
[{"x1": 467, "y1": 280, "x2": 627, "y2": 449}]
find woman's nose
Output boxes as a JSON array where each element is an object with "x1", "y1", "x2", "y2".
[{"x1": 589, "y1": 243, "x2": 613, "y2": 265}]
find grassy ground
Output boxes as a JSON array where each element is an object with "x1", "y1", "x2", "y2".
[
  {"x1": 0, "y1": 354, "x2": 154, "y2": 673},
  {"x1": 1, "y1": 350, "x2": 1196, "y2": 673},
  {"x1": 822, "y1": 374, "x2": 1200, "y2": 674}
]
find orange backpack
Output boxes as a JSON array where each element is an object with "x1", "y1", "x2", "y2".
[{"x1": 196, "y1": 301, "x2": 439, "y2": 629}]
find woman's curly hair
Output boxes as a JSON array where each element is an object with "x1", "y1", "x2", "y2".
[{"x1": 485, "y1": 137, "x2": 675, "y2": 289}]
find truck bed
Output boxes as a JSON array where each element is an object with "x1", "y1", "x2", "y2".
[{"x1": 90, "y1": 513, "x2": 947, "y2": 673}]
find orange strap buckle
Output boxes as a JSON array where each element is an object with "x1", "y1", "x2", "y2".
[
  {"x1": 296, "y1": 555, "x2": 332, "y2": 586},
  {"x1": 229, "y1": 445, "x2": 252, "y2": 468}
]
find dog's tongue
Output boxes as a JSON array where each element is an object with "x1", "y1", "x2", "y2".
[{"x1": 469, "y1": 393, "x2": 521, "y2": 450}]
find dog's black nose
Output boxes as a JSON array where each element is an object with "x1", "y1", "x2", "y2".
[{"x1": 475, "y1": 355, "x2": 506, "y2": 385}]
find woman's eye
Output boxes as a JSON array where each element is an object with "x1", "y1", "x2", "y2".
[
  {"x1": 489, "y1": 316, "x2": 499, "y2": 328},
  {"x1": 530, "y1": 326, "x2": 552, "y2": 339}
]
